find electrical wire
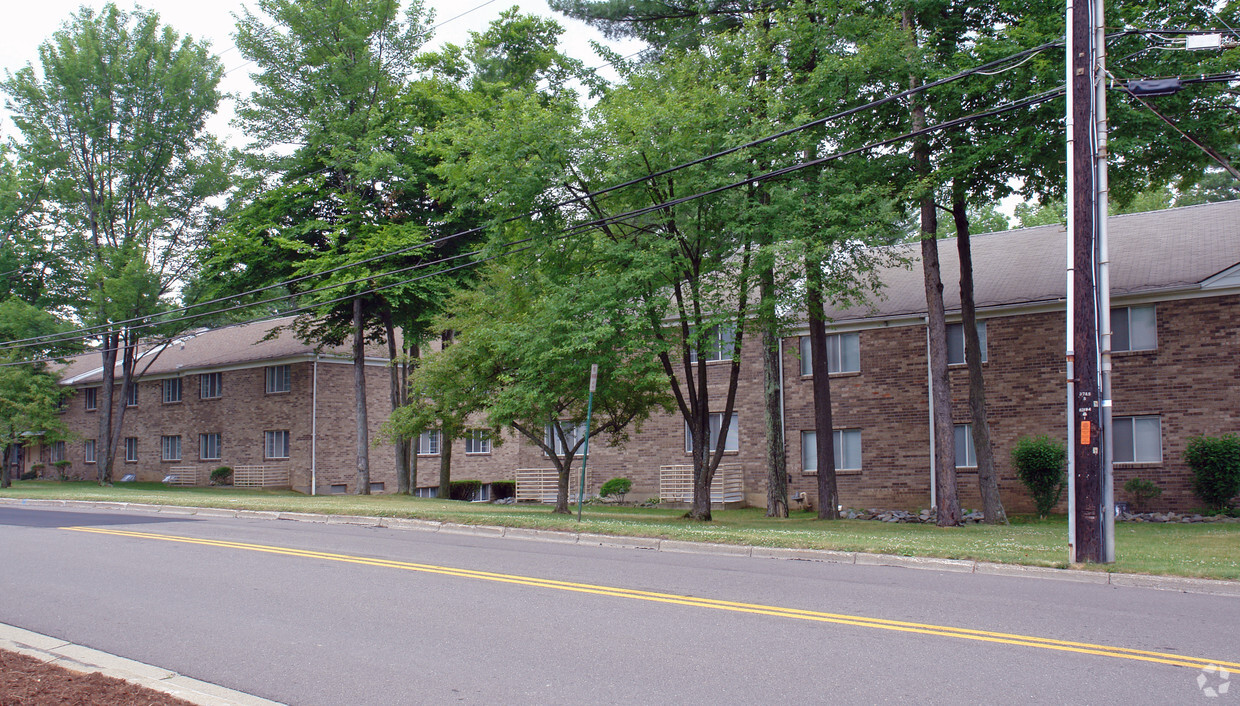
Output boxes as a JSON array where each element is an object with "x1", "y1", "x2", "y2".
[
  {"x1": 0, "y1": 86, "x2": 1065, "y2": 364},
  {"x1": 2, "y1": 39, "x2": 1072, "y2": 356}
]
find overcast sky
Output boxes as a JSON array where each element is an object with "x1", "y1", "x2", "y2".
[{"x1": 0, "y1": 0, "x2": 642, "y2": 147}]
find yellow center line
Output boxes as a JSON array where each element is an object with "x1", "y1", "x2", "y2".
[{"x1": 63, "y1": 526, "x2": 1238, "y2": 671}]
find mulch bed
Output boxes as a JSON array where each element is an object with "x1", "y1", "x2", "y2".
[{"x1": 0, "y1": 648, "x2": 194, "y2": 705}]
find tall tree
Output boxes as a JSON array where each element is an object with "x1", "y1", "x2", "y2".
[
  {"x1": 3, "y1": 4, "x2": 230, "y2": 484},
  {"x1": 231, "y1": 0, "x2": 444, "y2": 494}
]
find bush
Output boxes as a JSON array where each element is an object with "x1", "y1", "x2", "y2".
[
  {"x1": 19, "y1": 470, "x2": 38, "y2": 481},
  {"x1": 210, "y1": 466, "x2": 233, "y2": 485},
  {"x1": 599, "y1": 477, "x2": 633, "y2": 501},
  {"x1": 449, "y1": 479, "x2": 483, "y2": 502},
  {"x1": 1011, "y1": 435, "x2": 1066, "y2": 518},
  {"x1": 1122, "y1": 477, "x2": 1162, "y2": 512},
  {"x1": 491, "y1": 480, "x2": 515, "y2": 500},
  {"x1": 1185, "y1": 434, "x2": 1240, "y2": 512}
]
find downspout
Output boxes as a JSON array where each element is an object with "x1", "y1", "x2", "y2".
[
  {"x1": 311, "y1": 355, "x2": 319, "y2": 496},
  {"x1": 1064, "y1": 0, "x2": 1077, "y2": 560},
  {"x1": 925, "y1": 318, "x2": 936, "y2": 510},
  {"x1": 1095, "y1": 6, "x2": 1114, "y2": 562}
]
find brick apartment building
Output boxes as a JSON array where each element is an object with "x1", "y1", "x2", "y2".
[{"x1": 28, "y1": 201, "x2": 1240, "y2": 511}]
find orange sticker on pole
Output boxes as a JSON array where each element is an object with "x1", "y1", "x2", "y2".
[{"x1": 1080, "y1": 420, "x2": 1091, "y2": 445}]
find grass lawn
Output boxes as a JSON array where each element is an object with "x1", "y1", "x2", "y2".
[{"x1": 3, "y1": 481, "x2": 1238, "y2": 580}]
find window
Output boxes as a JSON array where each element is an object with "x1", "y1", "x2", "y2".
[
  {"x1": 801, "y1": 430, "x2": 862, "y2": 472},
  {"x1": 160, "y1": 435, "x2": 181, "y2": 461},
  {"x1": 688, "y1": 324, "x2": 735, "y2": 363},
  {"x1": 1114, "y1": 416, "x2": 1162, "y2": 464},
  {"x1": 954, "y1": 424, "x2": 977, "y2": 468},
  {"x1": 84, "y1": 387, "x2": 98, "y2": 411},
  {"x1": 685, "y1": 413, "x2": 739, "y2": 453},
  {"x1": 799, "y1": 333, "x2": 861, "y2": 376},
  {"x1": 1112, "y1": 305, "x2": 1156, "y2": 352},
  {"x1": 50, "y1": 440, "x2": 66, "y2": 463},
  {"x1": 946, "y1": 322, "x2": 987, "y2": 365},
  {"x1": 124, "y1": 437, "x2": 138, "y2": 462},
  {"x1": 546, "y1": 422, "x2": 587, "y2": 456},
  {"x1": 265, "y1": 365, "x2": 291, "y2": 393},
  {"x1": 125, "y1": 383, "x2": 139, "y2": 407},
  {"x1": 264, "y1": 430, "x2": 290, "y2": 459},
  {"x1": 465, "y1": 429, "x2": 491, "y2": 454},
  {"x1": 162, "y1": 378, "x2": 182, "y2": 404},
  {"x1": 200, "y1": 372, "x2": 222, "y2": 399},
  {"x1": 200, "y1": 433, "x2": 221, "y2": 461},
  {"x1": 84, "y1": 439, "x2": 96, "y2": 464},
  {"x1": 417, "y1": 430, "x2": 440, "y2": 455}
]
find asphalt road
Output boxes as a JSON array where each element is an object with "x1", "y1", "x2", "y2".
[{"x1": 1, "y1": 505, "x2": 1236, "y2": 704}]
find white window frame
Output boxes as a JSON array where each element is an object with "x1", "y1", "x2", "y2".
[
  {"x1": 688, "y1": 324, "x2": 735, "y2": 363},
  {"x1": 50, "y1": 440, "x2": 66, "y2": 463},
  {"x1": 264, "y1": 430, "x2": 290, "y2": 459},
  {"x1": 464, "y1": 429, "x2": 491, "y2": 454},
  {"x1": 124, "y1": 437, "x2": 138, "y2": 463},
  {"x1": 1113, "y1": 415, "x2": 1162, "y2": 464},
  {"x1": 546, "y1": 422, "x2": 587, "y2": 456},
  {"x1": 161, "y1": 435, "x2": 182, "y2": 461},
  {"x1": 799, "y1": 332, "x2": 861, "y2": 376},
  {"x1": 801, "y1": 429, "x2": 862, "y2": 472},
  {"x1": 84, "y1": 387, "x2": 98, "y2": 411},
  {"x1": 163, "y1": 378, "x2": 182, "y2": 404},
  {"x1": 685, "y1": 413, "x2": 739, "y2": 453},
  {"x1": 946, "y1": 322, "x2": 988, "y2": 365},
  {"x1": 200, "y1": 372, "x2": 222, "y2": 399},
  {"x1": 125, "y1": 383, "x2": 138, "y2": 407},
  {"x1": 200, "y1": 433, "x2": 222, "y2": 461},
  {"x1": 417, "y1": 430, "x2": 440, "y2": 455},
  {"x1": 1112, "y1": 305, "x2": 1157, "y2": 352},
  {"x1": 84, "y1": 439, "x2": 96, "y2": 464},
  {"x1": 954, "y1": 424, "x2": 977, "y2": 468},
  {"x1": 265, "y1": 365, "x2": 291, "y2": 394}
]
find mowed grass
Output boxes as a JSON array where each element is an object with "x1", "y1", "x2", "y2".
[{"x1": 4, "y1": 481, "x2": 1238, "y2": 580}]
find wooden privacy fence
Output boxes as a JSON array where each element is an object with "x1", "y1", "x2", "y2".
[
  {"x1": 233, "y1": 465, "x2": 290, "y2": 488},
  {"x1": 515, "y1": 467, "x2": 589, "y2": 503},
  {"x1": 165, "y1": 466, "x2": 201, "y2": 487},
  {"x1": 659, "y1": 463, "x2": 744, "y2": 504}
]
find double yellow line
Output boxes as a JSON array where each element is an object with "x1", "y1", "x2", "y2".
[{"x1": 65, "y1": 526, "x2": 1239, "y2": 671}]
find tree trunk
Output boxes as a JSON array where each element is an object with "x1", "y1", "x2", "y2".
[
  {"x1": 806, "y1": 255, "x2": 840, "y2": 519},
  {"x1": 762, "y1": 277, "x2": 788, "y2": 518},
  {"x1": 382, "y1": 310, "x2": 410, "y2": 495},
  {"x1": 98, "y1": 331, "x2": 117, "y2": 485},
  {"x1": 953, "y1": 184, "x2": 1006, "y2": 524},
  {"x1": 353, "y1": 298, "x2": 371, "y2": 495},
  {"x1": 1, "y1": 443, "x2": 11, "y2": 488},
  {"x1": 906, "y1": 17, "x2": 960, "y2": 526},
  {"x1": 437, "y1": 432, "x2": 451, "y2": 499}
]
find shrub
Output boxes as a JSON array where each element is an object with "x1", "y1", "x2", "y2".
[
  {"x1": 491, "y1": 480, "x2": 516, "y2": 500},
  {"x1": 1011, "y1": 435, "x2": 1067, "y2": 518},
  {"x1": 1185, "y1": 434, "x2": 1240, "y2": 512},
  {"x1": 19, "y1": 470, "x2": 38, "y2": 481},
  {"x1": 449, "y1": 479, "x2": 483, "y2": 502},
  {"x1": 52, "y1": 459, "x2": 72, "y2": 481},
  {"x1": 210, "y1": 466, "x2": 233, "y2": 485},
  {"x1": 599, "y1": 477, "x2": 633, "y2": 501},
  {"x1": 1122, "y1": 477, "x2": 1162, "y2": 512}
]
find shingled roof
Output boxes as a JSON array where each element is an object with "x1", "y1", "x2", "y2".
[
  {"x1": 59, "y1": 316, "x2": 393, "y2": 386},
  {"x1": 826, "y1": 199, "x2": 1240, "y2": 323}
]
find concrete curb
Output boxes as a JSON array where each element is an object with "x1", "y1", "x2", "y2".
[
  {"x1": 5, "y1": 497, "x2": 1240, "y2": 597},
  {"x1": 0, "y1": 622, "x2": 282, "y2": 706}
]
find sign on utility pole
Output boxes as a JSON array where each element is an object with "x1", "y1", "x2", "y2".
[{"x1": 1066, "y1": 0, "x2": 1114, "y2": 563}]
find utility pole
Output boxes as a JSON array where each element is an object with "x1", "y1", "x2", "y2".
[{"x1": 1065, "y1": 0, "x2": 1111, "y2": 563}]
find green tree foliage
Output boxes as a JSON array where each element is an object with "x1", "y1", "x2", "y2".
[
  {"x1": 0, "y1": 299, "x2": 73, "y2": 488},
  {"x1": 1011, "y1": 435, "x2": 1067, "y2": 518},
  {"x1": 2, "y1": 4, "x2": 230, "y2": 483},
  {"x1": 1184, "y1": 434, "x2": 1240, "y2": 513}
]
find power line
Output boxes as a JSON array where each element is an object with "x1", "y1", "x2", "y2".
[
  {"x1": 2, "y1": 39, "x2": 1072, "y2": 356},
  {"x1": 0, "y1": 86, "x2": 1064, "y2": 363}
]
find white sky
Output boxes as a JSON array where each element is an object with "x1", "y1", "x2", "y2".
[{"x1": 0, "y1": 0, "x2": 642, "y2": 148}]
